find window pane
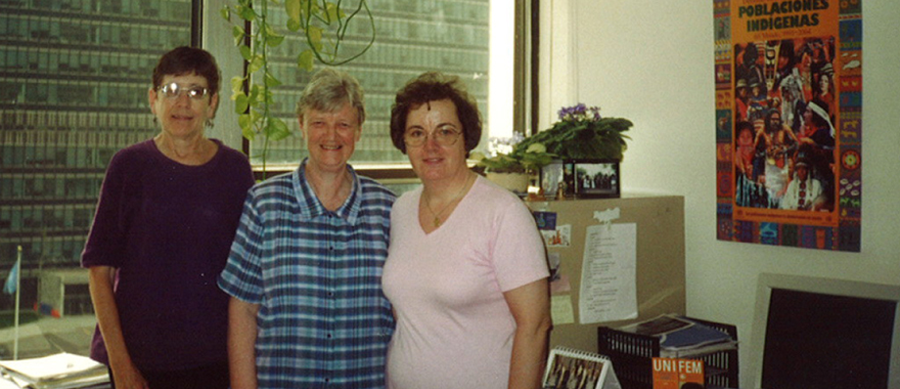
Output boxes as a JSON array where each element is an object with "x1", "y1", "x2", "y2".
[
  {"x1": 0, "y1": 1, "x2": 192, "y2": 281},
  {"x1": 245, "y1": 0, "x2": 500, "y2": 166}
]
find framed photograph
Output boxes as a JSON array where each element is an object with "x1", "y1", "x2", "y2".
[
  {"x1": 573, "y1": 159, "x2": 620, "y2": 198},
  {"x1": 542, "y1": 347, "x2": 613, "y2": 389},
  {"x1": 540, "y1": 160, "x2": 564, "y2": 197},
  {"x1": 540, "y1": 160, "x2": 579, "y2": 199}
]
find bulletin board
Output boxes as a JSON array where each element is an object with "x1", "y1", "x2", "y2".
[{"x1": 527, "y1": 194, "x2": 687, "y2": 353}]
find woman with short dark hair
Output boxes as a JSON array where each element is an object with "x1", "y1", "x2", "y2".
[
  {"x1": 383, "y1": 72, "x2": 551, "y2": 389},
  {"x1": 83, "y1": 46, "x2": 254, "y2": 389}
]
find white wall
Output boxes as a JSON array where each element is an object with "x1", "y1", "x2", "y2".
[{"x1": 550, "y1": 1, "x2": 900, "y2": 387}]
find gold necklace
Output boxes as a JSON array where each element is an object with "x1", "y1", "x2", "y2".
[{"x1": 423, "y1": 174, "x2": 472, "y2": 227}]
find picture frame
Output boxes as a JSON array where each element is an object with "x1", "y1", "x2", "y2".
[
  {"x1": 572, "y1": 159, "x2": 620, "y2": 198},
  {"x1": 542, "y1": 347, "x2": 613, "y2": 389},
  {"x1": 540, "y1": 160, "x2": 568, "y2": 198}
]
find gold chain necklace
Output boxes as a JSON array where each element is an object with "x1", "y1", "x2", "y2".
[{"x1": 423, "y1": 174, "x2": 473, "y2": 227}]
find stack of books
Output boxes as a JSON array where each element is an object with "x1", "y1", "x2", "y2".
[{"x1": 617, "y1": 313, "x2": 738, "y2": 358}]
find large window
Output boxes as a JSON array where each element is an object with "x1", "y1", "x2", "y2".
[
  {"x1": 234, "y1": 0, "x2": 522, "y2": 168},
  {"x1": 0, "y1": 0, "x2": 193, "y2": 310},
  {"x1": 0, "y1": 0, "x2": 531, "y2": 310}
]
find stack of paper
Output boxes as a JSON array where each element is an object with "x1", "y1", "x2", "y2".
[
  {"x1": 618, "y1": 314, "x2": 738, "y2": 358},
  {"x1": 0, "y1": 353, "x2": 108, "y2": 389}
]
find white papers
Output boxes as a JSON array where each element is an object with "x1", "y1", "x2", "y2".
[
  {"x1": 0, "y1": 353, "x2": 108, "y2": 389},
  {"x1": 578, "y1": 223, "x2": 638, "y2": 324},
  {"x1": 550, "y1": 295, "x2": 575, "y2": 325}
]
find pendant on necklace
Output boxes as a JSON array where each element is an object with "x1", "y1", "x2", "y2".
[{"x1": 433, "y1": 217, "x2": 441, "y2": 227}]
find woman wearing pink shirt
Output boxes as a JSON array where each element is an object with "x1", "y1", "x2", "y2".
[{"x1": 383, "y1": 72, "x2": 551, "y2": 389}]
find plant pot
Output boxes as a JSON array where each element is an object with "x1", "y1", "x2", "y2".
[{"x1": 485, "y1": 171, "x2": 531, "y2": 195}]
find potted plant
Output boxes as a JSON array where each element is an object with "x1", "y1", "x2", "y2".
[
  {"x1": 472, "y1": 136, "x2": 555, "y2": 194},
  {"x1": 514, "y1": 103, "x2": 633, "y2": 161},
  {"x1": 513, "y1": 104, "x2": 633, "y2": 198}
]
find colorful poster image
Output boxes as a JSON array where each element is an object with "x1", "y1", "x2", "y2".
[{"x1": 714, "y1": 0, "x2": 862, "y2": 251}]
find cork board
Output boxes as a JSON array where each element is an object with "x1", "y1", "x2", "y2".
[{"x1": 527, "y1": 194, "x2": 686, "y2": 353}]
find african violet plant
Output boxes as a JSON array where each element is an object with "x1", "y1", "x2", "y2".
[{"x1": 514, "y1": 104, "x2": 634, "y2": 161}]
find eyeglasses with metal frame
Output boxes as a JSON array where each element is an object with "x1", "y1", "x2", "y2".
[
  {"x1": 156, "y1": 83, "x2": 210, "y2": 100},
  {"x1": 403, "y1": 126, "x2": 463, "y2": 147}
]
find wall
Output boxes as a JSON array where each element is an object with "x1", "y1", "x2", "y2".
[{"x1": 550, "y1": 1, "x2": 900, "y2": 387}]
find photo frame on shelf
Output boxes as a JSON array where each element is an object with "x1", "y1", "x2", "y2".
[
  {"x1": 573, "y1": 159, "x2": 620, "y2": 198},
  {"x1": 540, "y1": 160, "x2": 567, "y2": 197}
]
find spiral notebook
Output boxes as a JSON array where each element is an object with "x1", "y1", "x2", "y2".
[{"x1": 542, "y1": 346, "x2": 621, "y2": 389}]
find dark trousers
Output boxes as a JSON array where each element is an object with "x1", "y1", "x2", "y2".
[{"x1": 108, "y1": 361, "x2": 229, "y2": 389}]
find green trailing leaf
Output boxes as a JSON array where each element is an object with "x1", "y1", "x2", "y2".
[
  {"x1": 285, "y1": 0, "x2": 301, "y2": 26},
  {"x1": 263, "y1": 23, "x2": 278, "y2": 40},
  {"x1": 248, "y1": 84, "x2": 260, "y2": 104},
  {"x1": 324, "y1": 2, "x2": 340, "y2": 23},
  {"x1": 307, "y1": 26, "x2": 324, "y2": 51},
  {"x1": 238, "y1": 5, "x2": 257, "y2": 22},
  {"x1": 238, "y1": 45, "x2": 252, "y2": 61},
  {"x1": 267, "y1": 32, "x2": 285, "y2": 47},
  {"x1": 297, "y1": 50, "x2": 314, "y2": 71},
  {"x1": 265, "y1": 117, "x2": 292, "y2": 141},
  {"x1": 247, "y1": 55, "x2": 264, "y2": 73},
  {"x1": 220, "y1": 5, "x2": 230, "y2": 20},
  {"x1": 264, "y1": 72, "x2": 282, "y2": 88},
  {"x1": 286, "y1": 17, "x2": 302, "y2": 32},
  {"x1": 232, "y1": 26, "x2": 245, "y2": 46},
  {"x1": 239, "y1": 113, "x2": 255, "y2": 140},
  {"x1": 230, "y1": 76, "x2": 245, "y2": 97},
  {"x1": 262, "y1": 87, "x2": 276, "y2": 105},
  {"x1": 234, "y1": 93, "x2": 250, "y2": 114}
]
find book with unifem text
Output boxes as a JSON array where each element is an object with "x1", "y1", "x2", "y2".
[{"x1": 651, "y1": 357, "x2": 705, "y2": 389}]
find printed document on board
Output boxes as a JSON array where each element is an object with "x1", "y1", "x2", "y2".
[{"x1": 578, "y1": 223, "x2": 637, "y2": 324}]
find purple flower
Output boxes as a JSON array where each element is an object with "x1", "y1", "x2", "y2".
[{"x1": 558, "y1": 104, "x2": 601, "y2": 122}]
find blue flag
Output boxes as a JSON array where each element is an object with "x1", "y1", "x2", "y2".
[{"x1": 3, "y1": 261, "x2": 19, "y2": 295}]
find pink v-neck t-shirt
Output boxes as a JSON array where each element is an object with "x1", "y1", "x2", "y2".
[{"x1": 382, "y1": 176, "x2": 549, "y2": 389}]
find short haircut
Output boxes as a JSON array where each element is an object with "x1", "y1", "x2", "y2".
[
  {"x1": 152, "y1": 46, "x2": 221, "y2": 95},
  {"x1": 389, "y1": 71, "x2": 482, "y2": 154},
  {"x1": 296, "y1": 68, "x2": 366, "y2": 125}
]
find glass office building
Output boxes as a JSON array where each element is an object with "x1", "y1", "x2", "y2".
[{"x1": 0, "y1": 0, "x2": 491, "y2": 311}]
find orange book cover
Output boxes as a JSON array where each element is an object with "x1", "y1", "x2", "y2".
[{"x1": 652, "y1": 357, "x2": 705, "y2": 389}]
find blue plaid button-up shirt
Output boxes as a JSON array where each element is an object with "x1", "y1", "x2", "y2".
[{"x1": 219, "y1": 160, "x2": 395, "y2": 389}]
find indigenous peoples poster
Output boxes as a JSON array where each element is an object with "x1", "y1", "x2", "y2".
[{"x1": 714, "y1": 0, "x2": 862, "y2": 251}]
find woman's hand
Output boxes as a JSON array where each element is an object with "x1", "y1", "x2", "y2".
[{"x1": 110, "y1": 361, "x2": 149, "y2": 389}]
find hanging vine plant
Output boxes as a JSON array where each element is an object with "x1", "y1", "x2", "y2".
[{"x1": 221, "y1": 0, "x2": 375, "y2": 172}]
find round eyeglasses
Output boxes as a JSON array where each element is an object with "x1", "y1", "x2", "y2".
[
  {"x1": 156, "y1": 83, "x2": 210, "y2": 100},
  {"x1": 404, "y1": 127, "x2": 463, "y2": 147}
]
